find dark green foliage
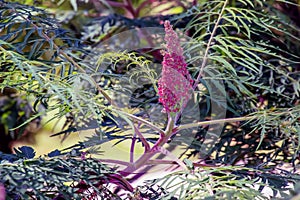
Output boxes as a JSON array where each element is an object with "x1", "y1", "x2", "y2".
[
  {"x1": 0, "y1": 151, "x2": 124, "y2": 199},
  {"x1": 149, "y1": 166, "x2": 300, "y2": 199},
  {"x1": 14, "y1": 146, "x2": 36, "y2": 158},
  {"x1": 0, "y1": 0, "x2": 80, "y2": 61}
]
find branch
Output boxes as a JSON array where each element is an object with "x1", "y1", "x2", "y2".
[
  {"x1": 146, "y1": 159, "x2": 178, "y2": 165},
  {"x1": 115, "y1": 109, "x2": 165, "y2": 135},
  {"x1": 146, "y1": 160, "x2": 219, "y2": 168},
  {"x1": 99, "y1": 159, "x2": 132, "y2": 167},
  {"x1": 130, "y1": 131, "x2": 137, "y2": 163},
  {"x1": 193, "y1": 0, "x2": 228, "y2": 88},
  {"x1": 134, "y1": 125, "x2": 151, "y2": 153},
  {"x1": 104, "y1": 1, "x2": 125, "y2": 8},
  {"x1": 177, "y1": 116, "x2": 255, "y2": 131},
  {"x1": 124, "y1": 0, "x2": 137, "y2": 18},
  {"x1": 154, "y1": 146, "x2": 187, "y2": 170},
  {"x1": 120, "y1": 117, "x2": 175, "y2": 175}
]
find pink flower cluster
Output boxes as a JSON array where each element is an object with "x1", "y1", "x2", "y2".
[{"x1": 158, "y1": 21, "x2": 193, "y2": 113}]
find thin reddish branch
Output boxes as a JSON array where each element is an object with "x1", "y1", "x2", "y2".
[
  {"x1": 124, "y1": 0, "x2": 137, "y2": 18},
  {"x1": 146, "y1": 159, "x2": 178, "y2": 165},
  {"x1": 120, "y1": 117, "x2": 174, "y2": 176},
  {"x1": 99, "y1": 159, "x2": 132, "y2": 167},
  {"x1": 155, "y1": 146, "x2": 187, "y2": 170},
  {"x1": 130, "y1": 133, "x2": 137, "y2": 163},
  {"x1": 106, "y1": 173, "x2": 134, "y2": 192},
  {"x1": 135, "y1": 0, "x2": 152, "y2": 16},
  {"x1": 105, "y1": 0, "x2": 125, "y2": 8},
  {"x1": 134, "y1": 125, "x2": 151, "y2": 153},
  {"x1": 193, "y1": 0, "x2": 228, "y2": 88},
  {"x1": 146, "y1": 160, "x2": 219, "y2": 168}
]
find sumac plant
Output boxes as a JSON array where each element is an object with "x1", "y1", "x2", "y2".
[{"x1": 0, "y1": 0, "x2": 300, "y2": 199}]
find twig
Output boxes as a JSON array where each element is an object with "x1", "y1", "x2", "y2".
[
  {"x1": 120, "y1": 117, "x2": 174, "y2": 175},
  {"x1": 115, "y1": 110, "x2": 165, "y2": 135},
  {"x1": 99, "y1": 159, "x2": 132, "y2": 167},
  {"x1": 193, "y1": 0, "x2": 228, "y2": 88},
  {"x1": 134, "y1": 125, "x2": 151, "y2": 153},
  {"x1": 130, "y1": 130, "x2": 137, "y2": 163},
  {"x1": 177, "y1": 116, "x2": 255, "y2": 131}
]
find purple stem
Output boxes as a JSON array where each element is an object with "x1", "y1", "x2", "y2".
[
  {"x1": 147, "y1": 159, "x2": 178, "y2": 165},
  {"x1": 105, "y1": 1, "x2": 125, "y2": 7},
  {"x1": 130, "y1": 131, "x2": 137, "y2": 163},
  {"x1": 135, "y1": 0, "x2": 152, "y2": 16},
  {"x1": 99, "y1": 159, "x2": 132, "y2": 167},
  {"x1": 134, "y1": 124, "x2": 151, "y2": 152},
  {"x1": 120, "y1": 117, "x2": 175, "y2": 177},
  {"x1": 124, "y1": 0, "x2": 137, "y2": 18}
]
